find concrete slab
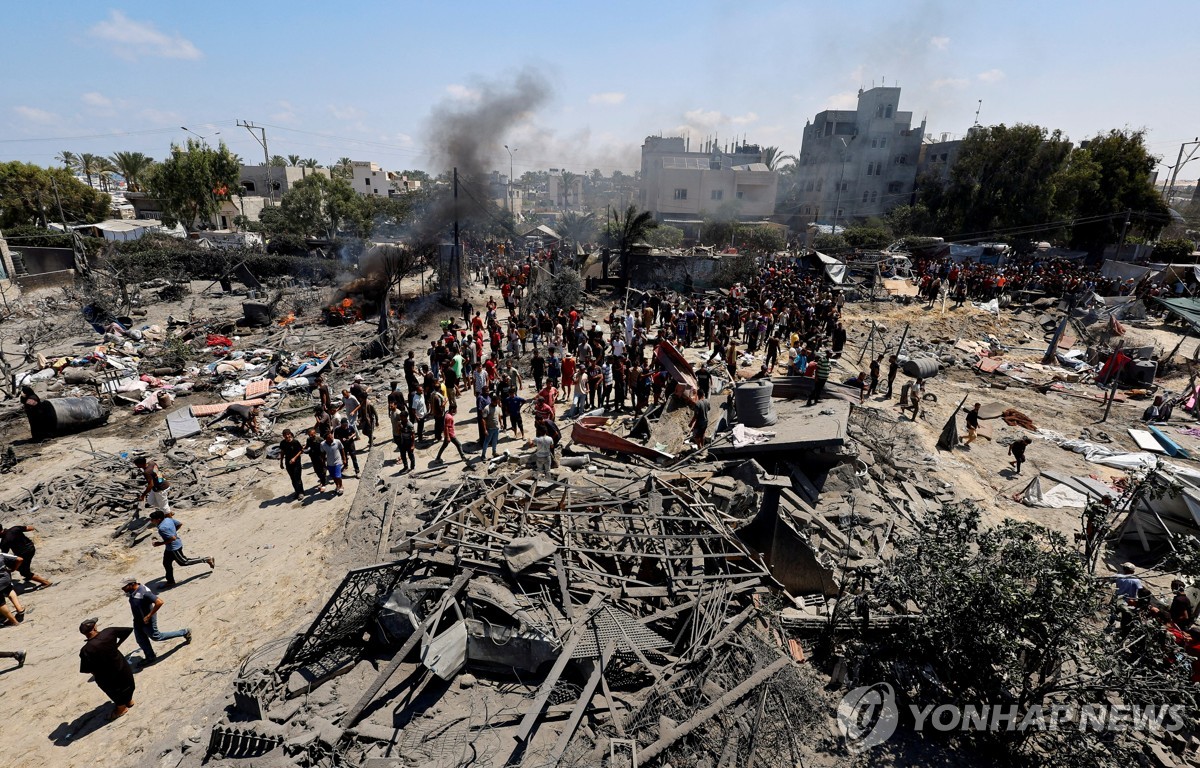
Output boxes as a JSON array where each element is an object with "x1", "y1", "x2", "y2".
[{"x1": 712, "y1": 399, "x2": 849, "y2": 457}]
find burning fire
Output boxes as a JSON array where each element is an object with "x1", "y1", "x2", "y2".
[{"x1": 324, "y1": 298, "x2": 362, "y2": 325}]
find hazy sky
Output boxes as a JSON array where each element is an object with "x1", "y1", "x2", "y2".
[{"x1": 3, "y1": 1, "x2": 1196, "y2": 181}]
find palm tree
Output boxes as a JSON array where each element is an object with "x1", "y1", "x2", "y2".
[
  {"x1": 300, "y1": 158, "x2": 320, "y2": 178},
  {"x1": 269, "y1": 155, "x2": 288, "y2": 167},
  {"x1": 761, "y1": 146, "x2": 797, "y2": 172},
  {"x1": 109, "y1": 151, "x2": 155, "y2": 192},
  {"x1": 97, "y1": 157, "x2": 118, "y2": 192},
  {"x1": 558, "y1": 170, "x2": 578, "y2": 208},
  {"x1": 559, "y1": 210, "x2": 596, "y2": 261},
  {"x1": 78, "y1": 153, "x2": 104, "y2": 188},
  {"x1": 287, "y1": 154, "x2": 301, "y2": 167},
  {"x1": 332, "y1": 157, "x2": 353, "y2": 180},
  {"x1": 56, "y1": 151, "x2": 79, "y2": 173},
  {"x1": 606, "y1": 204, "x2": 658, "y2": 282}
]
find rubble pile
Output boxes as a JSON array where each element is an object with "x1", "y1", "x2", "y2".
[
  {"x1": 205, "y1": 471, "x2": 819, "y2": 767},
  {"x1": 0, "y1": 448, "x2": 215, "y2": 531}
]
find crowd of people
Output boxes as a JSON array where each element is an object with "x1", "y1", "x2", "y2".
[{"x1": 907, "y1": 252, "x2": 1193, "y2": 307}]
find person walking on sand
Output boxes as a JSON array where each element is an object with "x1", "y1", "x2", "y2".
[
  {"x1": 121, "y1": 576, "x2": 190, "y2": 667},
  {"x1": 278, "y1": 429, "x2": 305, "y2": 499},
  {"x1": 0, "y1": 521, "x2": 53, "y2": 589},
  {"x1": 78, "y1": 618, "x2": 135, "y2": 721},
  {"x1": 133, "y1": 456, "x2": 171, "y2": 514},
  {"x1": 320, "y1": 431, "x2": 347, "y2": 496},
  {"x1": 149, "y1": 510, "x2": 214, "y2": 589},
  {"x1": 435, "y1": 404, "x2": 468, "y2": 464},
  {"x1": 1008, "y1": 436, "x2": 1032, "y2": 474},
  {"x1": 305, "y1": 428, "x2": 328, "y2": 491}
]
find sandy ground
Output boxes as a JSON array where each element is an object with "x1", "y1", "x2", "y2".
[
  {"x1": 3, "y1": 275, "x2": 1196, "y2": 767},
  {"x1": 0, "y1": 275, "x2": 463, "y2": 767}
]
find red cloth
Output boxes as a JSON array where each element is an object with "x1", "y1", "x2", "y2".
[{"x1": 206, "y1": 334, "x2": 234, "y2": 347}]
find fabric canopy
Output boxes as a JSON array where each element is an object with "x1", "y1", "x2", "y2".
[{"x1": 1154, "y1": 297, "x2": 1200, "y2": 334}]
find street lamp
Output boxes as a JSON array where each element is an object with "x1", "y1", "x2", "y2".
[
  {"x1": 830, "y1": 138, "x2": 849, "y2": 237},
  {"x1": 504, "y1": 144, "x2": 518, "y2": 212},
  {"x1": 181, "y1": 126, "x2": 219, "y2": 146}
]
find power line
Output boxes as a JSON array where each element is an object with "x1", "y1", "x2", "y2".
[{"x1": 0, "y1": 121, "x2": 237, "y2": 144}]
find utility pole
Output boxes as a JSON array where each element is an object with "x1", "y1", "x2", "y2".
[
  {"x1": 238, "y1": 120, "x2": 273, "y2": 205},
  {"x1": 453, "y1": 167, "x2": 462, "y2": 298},
  {"x1": 1115, "y1": 209, "x2": 1132, "y2": 260},
  {"x1": 830, "y1": 138, "x2": 849, "y2": 237},
  {"x1": 1163, "y1": 137, "x2": 1200, "y2": 200},
  {"x1": 50, "y1": 177, "x2": 88, "y2": 275}
]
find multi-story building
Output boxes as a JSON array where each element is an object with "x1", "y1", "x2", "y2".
[
  {"x1": 351, "y1": 161, "x2": 390, "y2": 198},
  {"x1": 546, "y1": 172, "x2": 585, "y2": 209},
  {"x1": 791, "y1": 86, "x2": 925, "y2": 225},
  {"x1": 917, "y1": 133, "x2": 965, "y2": 184},
  {"x1": 638, "y1": 137, "x2": 778, "y2": 223},
  {"x1": 238, "y1": 165, "x2": 329, "y2": 199}
]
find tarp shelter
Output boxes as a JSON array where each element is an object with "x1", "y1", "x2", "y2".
[
  {"x1": 1100, "y1": 260, "x2": 1153, "y2": 283},
  {"x1": 948, "y1": 243, "x2": 1007, "y2": 266},
  {"x1": 1154, "y1": 297, "x2": 1200, "y2": 334},
  {"x1": 521, "y1": 224, "x2": 561, "y2": 243},
  {"x1": 812, "y1": 251, "x2": 846, "y2": 284}
]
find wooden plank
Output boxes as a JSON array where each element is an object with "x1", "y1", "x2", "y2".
[
  {"x1": 1150, "y1": 425, "x2": 1191, "y2": 458},
  {"x1": 1129, "y1": 428, "x2": 1167, "y2": 453},
  {"x1": 339, "y1": 571, "x2": 471, "y2": 729},
  {"x1": 549, "y1": 639, "x2": 618, "y2": 765},
  {"x1": 513, "y1": 592, "x2": 608, "y2": 745},
  {"x1": 638, "y1": 656, "x2": 793, "y2": 763}
]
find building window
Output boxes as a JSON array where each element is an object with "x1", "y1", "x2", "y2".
[
  {"x1": 870, "y1": 191, "x2": 878, "y2": 203},
  {"x1": 711, "y1": 189, "x2": 723, "y2": 200},
  {"x1": 241, "y1": 181, "x2": 256, "y2": 193},
  {"x1": 806, "y1": 181, "x2": 815, "y2": 191},
  {"x1": 862, "y1": 191, "x2": 870, "y2": 203},
  {"x1": 737, "y1": 190, "x2": 744, "y2": 199},
  {"x1": 885, "y1": 105, "x2": 894, "y2": 118},
  {"x1": 940, "y1": 153, "x2": 948, "y2": 161},
  {"x1": 816, "y1": 179, "x2": 823, "y2": 192},
  {"x1": 364, "y1": 178, "x2": 371, "y2": 187},
  {"x1": 880, "y1": 137, "x2": 887, "y2": 148},
  {"x1": 836, "y1": 208, "x2": 843, "y2": 217},
  {"x1": 866, "y1": 162, "x2": 874, "y2": 176},
  {"x1": 888, "y1": 181, "x2": 902, "y2": 194},
  {"x1": 841, "y1": 182, "x2": 848, "y2": 191},
  {"x1": 673, "y1": 188, "x2": 687, "y2": 200},
  {"x1": 897, "y1": 155, "x2": 908, "y2": 165},
  {"x1": 871, "y1": 139, "x2": 878, "y2": 148}
]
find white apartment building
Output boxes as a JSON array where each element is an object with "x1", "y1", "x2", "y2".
[
  {"x1": 639, "y1": 137, "x2": 778, "y2": 223},
  {"x1": 352, "y1": 161, "x2": 390, "y2": 197}
]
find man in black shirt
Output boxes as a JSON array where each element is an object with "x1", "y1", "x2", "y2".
[
  {"x1": 278, "y1": 429, "x2": 306, "y2": 499},
  {"x1": 885, "y1": 355, "x2": 900, "y2": 399},
  {"x1": 0, "y1": 522, "x2": 52, "y2": 588},
  {"x1": 78, "y1": 618, "x2": 135, "y2": 720},
  {"x1": 334, "y1": 418, "x2": 360, "y2": 476},
  {"x1": 695, "y1": 365, "x2": 712, "y2": 399},
  {"x1": 1171, "y1": 580, "x2": 1194, "y2": 629}
]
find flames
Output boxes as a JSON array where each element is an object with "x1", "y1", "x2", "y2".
[{"x1": 323, "y1": 297, "x2": 363, "y2": 326}]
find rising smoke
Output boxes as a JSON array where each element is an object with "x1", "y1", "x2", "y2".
[{"x1": 404, "y1": 68, "x2": 553, "y2": 249}]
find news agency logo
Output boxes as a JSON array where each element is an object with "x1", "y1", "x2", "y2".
[
  {"x1": 836, "y1": 683, "x2": 1188, "y2": 752},
  {"x1": 837, "y1": 682, "x2": 900, "y2": 753}
]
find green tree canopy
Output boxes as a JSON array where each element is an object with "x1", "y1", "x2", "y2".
[
  {"x1": 923, "y1": 124, "x2": 1074, "y2": 239},
  {"x1": 0, "y1": 161, "x2": 110, "y2": 228},
  {"x1": 1062, "y1": 129, "x2": 1169, "y2": 248},
  {"x1": 148, "y1": 139, "x2": 241, "y2": 230},
  {"x1": 604, "y1": 204, "x2": 657, "y2": 280},
  {"x1": 854, "y1": 502, "x2": 1196, "y2": 767},
  {"x1": 644, "y1": 224, "x2": 684, "y2": 249},
  {"x1": 277, "y1": 173, "x2": 369, "y2": 239},
  {"x1": 108, "y1": 151, "x2": 156, "y2": 193},
  {"x1": 842, "y1": 224, "x2": 893, "y2": 249}
]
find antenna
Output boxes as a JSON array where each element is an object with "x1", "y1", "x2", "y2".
[{"x1": 974, "y1": 100, "x2": 982, "y2": 126}]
